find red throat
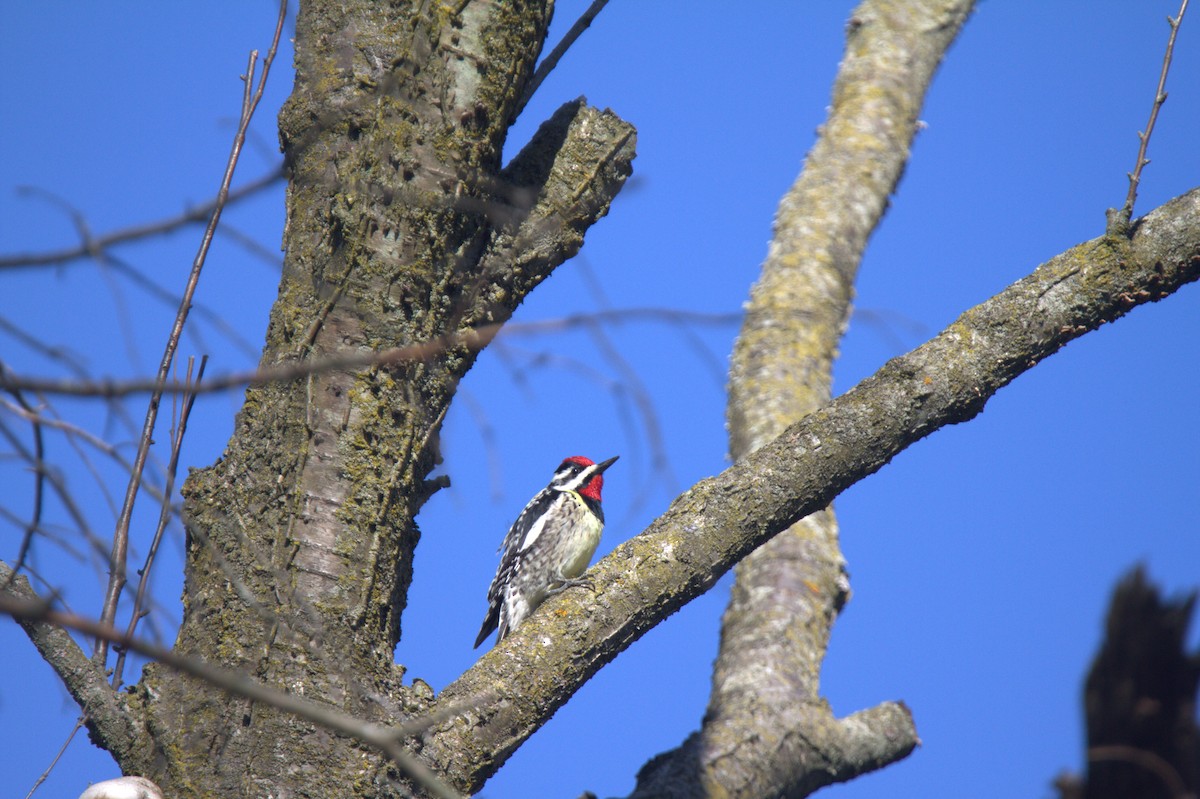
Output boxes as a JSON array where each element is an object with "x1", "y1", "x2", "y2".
[{"x1": 579, "y1": 473, "x2": 604, "y2": 502}]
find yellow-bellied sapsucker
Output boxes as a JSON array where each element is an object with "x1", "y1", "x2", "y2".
[{"x1": 473, "y1": 455, "x2": 619, "y2": 648}]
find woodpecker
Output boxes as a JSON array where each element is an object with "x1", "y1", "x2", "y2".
[{"x1": 474, "y1": 455, "x2": 619, "y2": 648}]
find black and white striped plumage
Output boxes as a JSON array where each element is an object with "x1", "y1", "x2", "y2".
[{"x1": 474, "y1": 455, "x2": 618, "y2": 648}]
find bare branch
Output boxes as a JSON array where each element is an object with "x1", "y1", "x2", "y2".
[
  {"x1": 0, "y1": 563, "x2": 138, "y2": 757},
  {"x1": 0, "y1": 412, "x2": 107, "y2": 568},
  {"x1": 0, "y1": 315, "x2": 169, "y2": 481},
  {"x1": 464, "y1": 99, "x2": 637, "y2": 329},
  {"x1": 111, "y1": 357, "x2": 206, "y2": 690},
  {"x1": 24, "y1": 717, "x2": 85, "y2": 799},
  {"x1": 512, "y1": 0, "x2": 611, "y2": 120},
  {"x1": 0, "y1": 309, "x2": 735, "y2": 398},
  {"x1": 0, "y1": 395, "x2": 177, "y2": 513},
  {"x1": 1, "y1": 378, "x2": 47, "y2": 587},
  {"x1": 96, "y1": 3, "x2": 288, "y2": 665},
  {"x1": 99, "y1": 254, "x2": 262, "y2": 359},
  {"x1": 1111, "y1": 0, "x2": 1189, "y2": 231},
  {"x1": 650, "y1": 0, "x2": 977, "y2": 795},
  {"x1": 0, "y1": 573, "x2": 465, "y2": 799},
  {"x1": 0, "y1": 167, "x2": 283, "y2": 270},
  {"x1": 424, "y1": 187, "x2": 1200, "y2": 792}
]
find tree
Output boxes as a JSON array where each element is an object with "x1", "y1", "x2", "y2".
[{"x1": 2, "y1": 2, "x2": 1198, "y2": 798}]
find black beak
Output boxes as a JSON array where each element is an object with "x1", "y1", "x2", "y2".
[{"x1": 595, "y1": 455, "x2": 619, "y2": 473}]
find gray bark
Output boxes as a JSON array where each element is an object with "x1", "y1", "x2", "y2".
[
  {"x1": 629, "y1": 3, "x2": 975, "y2": 795},
  {"x1": 425, "y1": 187, "x2": 1200, "y2": 793},
  {"x1": 68, "y1": 2, "x2": 635, "y2": 796},
  {"x1": 6, "y1": 2, "x2": 1200, "y2": 798}
]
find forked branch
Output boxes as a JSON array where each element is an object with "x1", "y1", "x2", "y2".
[{"x1": 425, "y1": 187, "x2": 1200, "y2": 793}]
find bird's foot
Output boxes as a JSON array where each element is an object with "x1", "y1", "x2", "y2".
[{"x1": 547, "y1": 573, "x2": 594, "y2": 595}]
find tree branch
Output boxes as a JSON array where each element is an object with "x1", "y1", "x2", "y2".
[
  {"x1": 96, "y1": 0, "x2": 287, "y2": 667},
  {"x1": 512, "y1": 0, "x2": 611, "y2": 121},
  {"x1": 0, "y1": 168, "x2": 283, "y2": 271},
  {"x1": 0, "y1": 562, "x2": 139, "y2": 757},
  {"x1": 425, "y1": 187, "x2": 1200, "y2": 792},
  {"x1": 1113, "y1": 0, "x2": 1190, "y2": 229},
  {"x1": 633, "y1": 703, "x2": 918, "y2": 799},
  {"x1": 462, "y1": 98, "x2": 636, "y2": 331},
  {"x1": 0, "y1": 565, "x2": 468, "y2": 799},
  {"x1": 636, "y1": 1, "x2": 976, "y2": 796}
]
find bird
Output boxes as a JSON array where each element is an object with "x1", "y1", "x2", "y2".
[
  {"x1": 474, "y1": 455, "x2": 619, "y2": 648},
  {"x1": 79, "y1": 777, "x2": 164, "y2": 799}
]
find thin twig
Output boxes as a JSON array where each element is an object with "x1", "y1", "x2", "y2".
[
  {"x1": 111, "y1": 357, "x2": 206, "y2": 690},
  {"x1": 0, "y1": 415, "x2": 104, "y2": 567},
  {"x1": 210, "y1": 219, "x2": 285, "y2": 269},
  {"x1": 101, "y1": 254, "x2": 262, "y2": 358},
  {"x1": 0, "y1": 396, "x2": 177, "y2": 513},
  {"x1": 576, "y1": 262, "x2": 679, "y2": 506},
  {"x1": 0, "y1": 398, "x2": 130, "y2": 467},
  {"x1": 512, "y1": 0, "x2": 611, "y2": 120},
  {"x1": 0, "y1": 507, "x2": 85, "y2": 564},
  {"x1": 2, "y1": 374, "x2": 46, "y2": 589},
  {"x1": 0, "y1": 316, "x2": 159, "y2": 471},
  {"x1": 0, "y1": 408, "x2": 186, "y2": 639},
  {"x1": 96, "y1": 252, "x2": 145, "y2": 369},
  {"x1": 0, "y1": 316, "x2": 88, "y2": 373},
  {"x1": 95, "y1": 0, "x2": 289, "y2": 666},
  {"x1": 24, "y1": 717, "x2": 85, "y2": 799},
  {"x1": 455, "y1": 389, "x2": 505, "y2": 501},
  {"x1": 0, "y1": 168, "x2": 283, "y2": 270},
  {"x1": 0, "y1": 309, "x2": 741, "y2": 398},
  {"x1": 0, "y1": 589, "x2": 465, "y2": 799},
  {"x1": 1115, "y1": 0, "x2": 1189, "y2": 228}
]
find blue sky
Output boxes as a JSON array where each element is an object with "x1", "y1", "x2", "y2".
[{"x1": 2, "y1": 2, "x2": 1198, "y2": 798}]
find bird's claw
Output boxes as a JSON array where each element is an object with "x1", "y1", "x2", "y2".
[{"x1": 548, "y1": 573, "x2": 595, "y2": 595}]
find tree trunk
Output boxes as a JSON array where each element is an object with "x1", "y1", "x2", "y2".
[{"x1": 110, "y1": 3, "x2": 634, "y2": 796}]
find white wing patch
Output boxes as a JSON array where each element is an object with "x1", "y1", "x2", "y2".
[{"x1": 518, "y1": 506, "x2": 551, "y2": 551}]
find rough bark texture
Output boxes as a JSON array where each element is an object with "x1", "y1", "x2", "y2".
[
  {"x1": 0, "y1": 564, "x2": 139, "y2": 760},
  {"x1": 629, "y1": 2, "x2": 974, "y2": 795},
  {"x1": 8, "y1": 2, "x2": 1200, "y2": 798},
  {"x1": 425, "y1": 187, "x2": 1200, "y2": 793},
  {"x1": 61, "y1": 2, "x2": 635, "y2": 797}
]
